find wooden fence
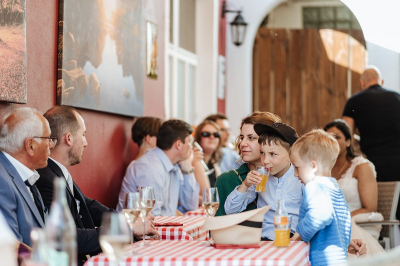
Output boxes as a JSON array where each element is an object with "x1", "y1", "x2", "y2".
[{"x1": 253, "y1": 28, "x2": 367, "y2": 136}]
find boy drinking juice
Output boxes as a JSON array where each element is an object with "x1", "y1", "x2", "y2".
[
  {"x1": 225, "y1": 122, "x2": 303, "y2": 241},
  {"x1": 290, "y1": 130, "x2": 351, "y2": 265}
]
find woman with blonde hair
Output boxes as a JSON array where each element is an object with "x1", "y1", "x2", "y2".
[{"x1": 194, "y1": 120, "x2": 223, "y2": 187}]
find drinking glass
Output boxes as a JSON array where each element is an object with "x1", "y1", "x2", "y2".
[
  {"x1": 122, "y1": 192, "x2": 141, "y2": 253},
  {"x1": 202, "y1": 188, "x2": 220, "y2": 217},
  {"x1": 137, "y1": 187, "x2": 156, "y2": 247},
  {"x1": 255, "y1": 166, "x2": 270, "y2": 192},
  {"x1": 99, "y1": 213, "x2": 130, "y2": 266}
]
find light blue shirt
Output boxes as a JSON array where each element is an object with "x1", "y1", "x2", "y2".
[
  {"x1": 219, "y1": 147, "x2": 241, "y2": 173},
  {"x1": 117, "y1": 148, "x2": 199, "y2": 216},
  {"x1": 297, "y1": 176, "x2": 351, "y2": 266},
  {"x1": 225, "y1": 165, "x2": 303, "y2": 239}
]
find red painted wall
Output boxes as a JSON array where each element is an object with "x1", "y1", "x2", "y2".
[
  {"x1": 217, "y1": 0, "x2": 227, "y2": 114},
  {"x1": 0, "y1": 0, "x2": 165, "y2": 208}
]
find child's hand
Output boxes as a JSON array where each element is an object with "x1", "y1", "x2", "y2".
[
  {"x1": 243, "y1": 170, "x2": 262, "y2": 188},
  {"x1": 290, "y1": 232, "x2": 302, "y2": 241}
]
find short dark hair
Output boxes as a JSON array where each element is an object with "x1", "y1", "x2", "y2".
[
  {"x1": 131, "y1": 117, "x2": 163, "y2": 147},
  {"x1": 258, "y1": 132, "x2": 291, "y2": 151},
  {"x1": 44, "y1": 106, "x2": 81, "y2": 140},
  {"x1": 204, "y1": 113, "x2": 228, "y2": 123},
  {"x1": 156, "y1": 119, "x2": 193, "y2": 150}
]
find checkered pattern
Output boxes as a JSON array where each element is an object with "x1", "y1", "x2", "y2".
[
  {"x1": 85, "y1": 240, "x2": 310, "y2": 266},
  {"x1": 155, "y1": 216, "x2": 208, "y2": 241},
  {"x1": 184, "y1": 207, "x2": 207, "y2": 217}
]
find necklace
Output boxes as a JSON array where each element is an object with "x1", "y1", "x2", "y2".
[{"x1": 338, "y1": 160, "x2": 349, "y2": 175}]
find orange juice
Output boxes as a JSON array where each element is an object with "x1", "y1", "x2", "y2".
[
  {"x1": 274, "y1": 229, "x2": 290, "y2": 247},
  {"x1": 255, "y1": 174, "x2": 268, "y2": 192}
]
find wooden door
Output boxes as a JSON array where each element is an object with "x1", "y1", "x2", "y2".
[{"x1": 253, "y1": 28, "x2": 367, "y2": 136}]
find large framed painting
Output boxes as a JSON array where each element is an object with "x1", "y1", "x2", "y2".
[
  {"x1": 146, "y1": 21, "x2": 158, "y2": 79},
  {"x1": 0, "y1": 0, "x2": 27, "y2": 103},
  {"x1": 56, "y1": 0, "x2": 144, "y2": 116}
]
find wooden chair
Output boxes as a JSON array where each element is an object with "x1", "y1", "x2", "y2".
[{"x1": 357, "y1": 181, "x2": 400, "y2": 249}]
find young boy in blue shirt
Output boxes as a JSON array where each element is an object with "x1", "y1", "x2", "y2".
[
  {"x1": 290, "y1": 129, "x2": 351, "y2": 266},
  {"x1": 225, "y1": 122, "x2": 304, "y2": 240}
]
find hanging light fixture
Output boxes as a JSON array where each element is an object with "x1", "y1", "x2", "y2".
[{"x1": 222, "y1": 1, "x2": 248, "y2": 46}]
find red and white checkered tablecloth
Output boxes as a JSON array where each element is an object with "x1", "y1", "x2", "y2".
[
  {"x1": 184, "y1": 206, "x2": 207, "y2": 217},
  {"x1": 155, "y1": 216, "x2": 208, "y2": 241},
  {"x1": 85, "y1": 240, "x2": 310, "y2": 266}
]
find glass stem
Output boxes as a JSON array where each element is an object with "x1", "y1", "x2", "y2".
[
  {"x1": 142, "y1": 217, "x2": 146, "y2": 245},
  {"x1": 131, "y1": 227, "x2": 134, "y2": 245}
]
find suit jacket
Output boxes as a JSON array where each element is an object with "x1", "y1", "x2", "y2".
[
  {"x1": 36, "y1": 159, "x2": 114, "y2": 258},
  {"x1": 0, "y1": 152, "x2": 45, "y2": 246}
]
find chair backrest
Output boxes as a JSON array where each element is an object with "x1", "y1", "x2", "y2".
[{"x1": 377, "y1": 181, "x2": 400, "y2": 238}]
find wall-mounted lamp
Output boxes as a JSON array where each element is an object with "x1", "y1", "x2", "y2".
[{"x1": 222, "y1": 1, "x2": 248, "y2": 46}]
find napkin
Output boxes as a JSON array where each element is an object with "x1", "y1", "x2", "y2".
[
  {"x1": 155, "y1": 222, "x2": 183, "y2": 226},
  {"x1": 211, "y1": 243, "x2": 260, "y2": 249}
]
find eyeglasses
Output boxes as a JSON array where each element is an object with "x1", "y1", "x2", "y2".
[
  {"x1": 33, "y1": 136, "x2": 58, "y2": 146},
  {"x1": 200, "y1": 132, "x2": 220, "y2": 138}
]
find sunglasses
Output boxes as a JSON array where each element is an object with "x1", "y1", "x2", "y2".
[{"x1": 200, "y1": 132, "x2": 220, "y2": 138}]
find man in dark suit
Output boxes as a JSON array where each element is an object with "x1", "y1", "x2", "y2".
[
  {"x1": 35, "y1": 106, "x2": 113, "y2": 264},
  {"x1": 0, "y1": 107, "x2": 53, "y2": 246},
  {"x1": 36, "y1": 106, "x2": 157, "y2": 265}
]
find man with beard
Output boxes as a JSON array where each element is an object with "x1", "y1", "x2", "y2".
[{"x1": 36, "y1": 106, "x2": 157, "y2": 265}]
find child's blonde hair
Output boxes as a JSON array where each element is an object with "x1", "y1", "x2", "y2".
[{"x1": 290, "y1": 129, "x2": 339, "y2": 170}]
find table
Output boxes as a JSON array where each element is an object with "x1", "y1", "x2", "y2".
[
  {"x1": 154, "y1": 216, "x2": 208, "y2": 241},
  {"x1": 85, "y1": 240, "x2": 310, "y2": 266},
  {"x1": 184, "y1": 206, "x2": 207, "y2": 217}
]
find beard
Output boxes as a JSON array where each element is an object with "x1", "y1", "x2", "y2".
[{"x1": 68, "y1": 145, "x2": 83, "y2": 166}]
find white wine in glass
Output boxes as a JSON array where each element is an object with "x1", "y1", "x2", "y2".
[
  {"x1": 138, "y1": 187, "x2": 156, "y2": 246},
  {"x1": 99, "y1": 213, "x2": 130, "y2": 266},
  {"x1": 122, "y1": 192, "x2": 141, "y2": 253},
  {"x1": 202, "y1": 188, "x2": 220, "y2": 217}
]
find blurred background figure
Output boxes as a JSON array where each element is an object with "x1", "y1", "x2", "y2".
[
  {"x1": 205, "y1": 114, "x2": 240, "y2": 173},
  {"x1": 324, "y1": 119, "x2": 384, "y2": 255},
  {"x1": 194, "y1": 120, "x2": 222, "y2": 187},
  {"x1": 131, "y1": 116, "x2": 163, "y2": 160}
]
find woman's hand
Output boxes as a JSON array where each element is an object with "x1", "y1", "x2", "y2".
[{"x1": 348, "y1": 239, "x2": 367, "y2": 256}]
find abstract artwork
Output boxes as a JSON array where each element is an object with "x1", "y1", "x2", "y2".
[
  {"x1": 0, "y1": 0, "x2": 27, "y2": 103},
  {"x1": 146, "y1": 21, "x2": 157, "y2": 78},
  {"x1": 57, "y1": 0, "x2": 144, "y2": 116}
]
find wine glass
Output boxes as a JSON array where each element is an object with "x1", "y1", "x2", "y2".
[
  {"x1": 202, "y1": 188, "x2": 219, "y2": 243},
  {"x1": 99, "y1": 213, "x2": 130, "y2": 266},
  {"x1": 202, "y1": 188, "x2": 220, "y2": 217},
  {"x1": 122, "y1": 192, "x2": 141, "y2": 253},
  {"x1": 137, "y1": 187, "x2": 156, "y2": 247}
]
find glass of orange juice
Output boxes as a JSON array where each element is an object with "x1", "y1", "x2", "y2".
[{"x1": 255, "y1": 166, "x2": 269, "y2": 192}]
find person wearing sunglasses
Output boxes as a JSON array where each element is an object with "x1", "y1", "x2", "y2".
[{"x1": 194, "y1": 120, "x2": 223, "y2": 187}]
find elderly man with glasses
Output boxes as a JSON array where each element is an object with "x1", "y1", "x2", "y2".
[{"x1": 0, "y1": 107, "x2": 54, "y2": 246}]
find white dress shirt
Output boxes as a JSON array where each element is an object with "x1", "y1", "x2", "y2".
[{"x1": 49, "y1": 157, "x2": 80, "y2": 213}]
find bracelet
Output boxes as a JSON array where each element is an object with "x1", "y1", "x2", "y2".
[{"x1": 181, "y1": 167, "x2": 195, "y2": 175}]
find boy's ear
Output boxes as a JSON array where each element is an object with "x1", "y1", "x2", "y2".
[{"x1": 310, "y1": 160, "x2": 318, "y2": 173}]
